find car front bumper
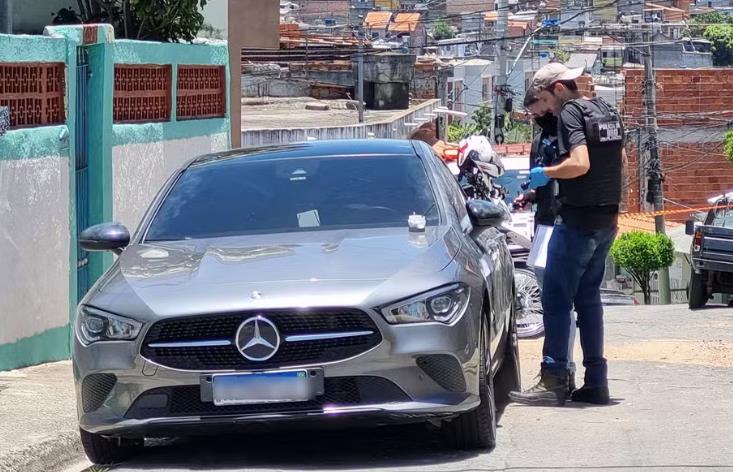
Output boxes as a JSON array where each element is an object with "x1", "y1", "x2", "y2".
[{"x1": 73, "y1": 307, "x2": 482, "y2": 438}]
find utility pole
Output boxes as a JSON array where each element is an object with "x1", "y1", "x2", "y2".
[
  {"x1": 493, "y1": 0, "x2": 509, "y2": 144},
  {"x1": 357, "y1": 20, "x2": 365, "y2": 123},
  {"x1": 642, "y1": 37, "x2": 672, "y2": 305}
]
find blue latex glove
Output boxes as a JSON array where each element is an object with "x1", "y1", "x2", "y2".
[{"x1": 529, "y1": 167, "x2": 550, "y2": 189}]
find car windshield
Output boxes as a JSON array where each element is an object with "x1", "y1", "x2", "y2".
[{"x1": 144, "y1": 154, "x2": 439, "y2": 241}]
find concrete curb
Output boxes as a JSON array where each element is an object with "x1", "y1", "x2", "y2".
[{"x1": 0, "y1": 431, "x2": 84, "y2": 472}]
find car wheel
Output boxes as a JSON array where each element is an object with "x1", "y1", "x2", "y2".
[
  {"x1": 441, "y1": 315, "x2": 497, "y2": 450},
  {"x1": 494, "y1": 299, "x2": 521, "y2": 409},
  {"x1": 688, "y1": 271, "x2": 709, "y2": 309},
  {"x1": 79, "y1": 428, "x2": 143, "y2": 466},
  {"x1": 515, "y1": 268, "x2": 544, "y2": 338}
]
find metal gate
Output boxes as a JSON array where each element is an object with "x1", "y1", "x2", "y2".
[{"x1": 75, "y1": 47, "x2": 90, "y2": 301}]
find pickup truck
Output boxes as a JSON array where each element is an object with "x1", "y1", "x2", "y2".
[{"x1": 686, "y1": 195, "x2": 733, "y2": 309}]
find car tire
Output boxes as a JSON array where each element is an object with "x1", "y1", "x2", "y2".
[
  {"x1": 441, "y1": 315, "x2": 497, "y2": 450},
  {"x1": 688, "y1": 271, "x2": 709, "y2": 309},
  {"x1": 494, "y1": 300, "x2": 521, "y2": 409},
  {"x1": 79, "y1": 428, "x2": 143, "y2": 466}
]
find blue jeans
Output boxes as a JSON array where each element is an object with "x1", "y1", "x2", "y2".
[
  {"x1": 541, "y1": 223, "x2": 617, "y2": 387},
  {"x1": 534, "y1": 265, "x2": 576, "y2": 375}
]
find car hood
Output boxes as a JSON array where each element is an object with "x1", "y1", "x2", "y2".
[{"x1": 89, "y1": 226, "x2": 462, "y2": 319}]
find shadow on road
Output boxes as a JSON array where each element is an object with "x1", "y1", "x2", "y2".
[{"x1": 104, "y1": 424, "x2": 482, "y2": 471}]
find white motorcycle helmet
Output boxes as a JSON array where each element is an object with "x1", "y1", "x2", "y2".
[{"x1": 457, "y1": 135, "x2": 505, "y2": 178}]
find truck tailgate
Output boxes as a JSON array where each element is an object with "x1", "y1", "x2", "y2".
[{"x1": 701, "y1": 226, "x2": 733, "y2": 264}]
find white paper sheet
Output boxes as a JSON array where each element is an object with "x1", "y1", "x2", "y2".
[{"x1": 527, "y1": 224, "x2": 554, "y2": 269}]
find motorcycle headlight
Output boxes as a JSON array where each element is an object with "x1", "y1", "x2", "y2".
[
  {"x1": 76, "y1": 306, "x2": 142, "y2": 345},
  {"x1": 381, "y1": 284, "x2": 470, "y2": 324}
]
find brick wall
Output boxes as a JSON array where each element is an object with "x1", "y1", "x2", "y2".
[
  {"x1": 622, "y1": 68, "x2": 733, "y2": 216},
  {"x1": 623, "y1": 68, "x2": 733, "y2": 127},
  {"x1": 625, "y1": 141, "x2": 733, "y2": 220},
  {"x1": 576, "y1": 74, "x2": 596, "y2": 98}
]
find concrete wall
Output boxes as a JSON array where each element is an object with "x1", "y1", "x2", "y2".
[
  {"x1": 0, "y1": 33, "x2": 73, "y2": 371},
  {"x1": 242, "y1": 99, "x2": 440, "y2": 146},
  {"x1": 11, "y1": 0, "x2": 68, "y2": 34}
]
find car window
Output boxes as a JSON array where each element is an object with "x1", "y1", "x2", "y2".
[
  {"x1": 145, "y1": 154, "x2": 439, "y2": 241},
  {"x1": 433, "y1": 155, "x2": 469, "y2": 221},
  {"x1": 712, "y1": 208, "x2": 733, "y2": 227}
]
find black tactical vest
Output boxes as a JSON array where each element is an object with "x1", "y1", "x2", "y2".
[{"x1": 558, "y1": 97, "x2": 624, "y2": 208}]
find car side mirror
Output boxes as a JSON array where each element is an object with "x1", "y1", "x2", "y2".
[
  {"x1": 685, "y1": 219, "x2": 695, "y2": 235},
  {"x1": 79, "y1": 223, "x2": 130, "y2": 255},
  {"x1": 467, "y1": 200, "x2": 509, "y2": 227}
]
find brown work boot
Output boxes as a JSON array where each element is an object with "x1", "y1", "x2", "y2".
[{"x1": 508, "y1": 370, "x2": 568, "y2": 406}]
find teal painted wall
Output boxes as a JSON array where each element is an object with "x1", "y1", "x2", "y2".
[
  {"x1": 1, "y1": 26, "x2": 231, "y2": 371},
  {"x1": 86, "y1": 43, "x2": 116, "y2": 281}
]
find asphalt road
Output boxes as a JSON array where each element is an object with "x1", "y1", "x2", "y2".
[{"x1": 73, "y1": 304, "x2": 733, "y2": 472}]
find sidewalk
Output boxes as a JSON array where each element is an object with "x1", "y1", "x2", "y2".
[{"x1": 0, "y1": 361, "x2": 83, "y2": 472}]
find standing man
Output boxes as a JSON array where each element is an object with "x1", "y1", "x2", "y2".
[
  {"x1": 513, "y1": 87, "x2": 576, "y2": 398},
  {"x1": 510, "y1": 63, "x2": 625, "y2": 406}
]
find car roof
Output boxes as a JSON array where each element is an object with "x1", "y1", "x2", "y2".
[{"x1": 188, "y1": 139, "x2": 421, "y2": 168}]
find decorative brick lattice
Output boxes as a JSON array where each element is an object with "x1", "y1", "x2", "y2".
[
  {"x1": 0, "y1": 63, "x2": 65, "y2": 129},
  {"x1": 176, "y1": 65, "x2": 226, "y2": 120},
  {"x1": 113, "y1": 65, "x2": 172, "y2": 123}
]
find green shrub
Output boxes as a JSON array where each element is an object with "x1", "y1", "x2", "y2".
[{"x1": 610, "y1": 231, "x2": 674, "y2": 304}]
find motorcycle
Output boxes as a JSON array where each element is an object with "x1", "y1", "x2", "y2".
[{"x1": 450, "y1": 135, "x2": 544, "y2": 339}]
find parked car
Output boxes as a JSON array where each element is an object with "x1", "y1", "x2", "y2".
[
  {"x1": 74, "y1": 140, "x2": 521, "y2": 465},
  {"x1": 686, "y1": 194, "x2": 733, "y2": 309}
]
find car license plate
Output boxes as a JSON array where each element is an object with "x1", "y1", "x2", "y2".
[{"x1": 212, "y1": 370, "x2": 312, "y2": 406}]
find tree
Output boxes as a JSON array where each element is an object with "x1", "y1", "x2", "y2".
[
  {"x1": 724, "y1": 130, "x2": 733, "y2": 163},
  {"x1": 610, "y1": 232, "x2": 675, "y2": 305},
  {"x1": 690, "y1": 11, "x2": 733, "y2": 36},
  {"x1": 446, "y1": 105, "x2": 492, "y2": 142},
  {"x1": 504, "y1": 116, "x2": 532, "y2": 144},
  {"x1": 552, "y1": 48, "x2": 571, "y2": 63},
  {"x1": 53, "y1": 0, "x2": 208, "y2": 42},
  {"x1": 432, "y1": 20, "x2": 455, "y2": 41},
  {"x1": 704, "y1": 24, "x2": 733, "y2": 66}
]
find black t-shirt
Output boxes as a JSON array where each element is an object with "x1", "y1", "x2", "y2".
[
  {"x1": 555, "y1": 98, "x2": 622, "y2": 230},
  {"x1": 557, "y1": 101, "x2": 588, "y2": 159}
]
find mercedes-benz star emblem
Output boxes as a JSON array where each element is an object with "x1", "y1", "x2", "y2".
[{"x1": 235, "y1": 316, "x2": 280, "y2": 361}]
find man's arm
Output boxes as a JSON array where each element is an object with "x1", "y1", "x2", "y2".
[
  {"x1": 544, "y1": 102, "x2": 590, "y2": 180},
  {"x1": 544, "y1": 144, "x2": 590, "y2": 179}
]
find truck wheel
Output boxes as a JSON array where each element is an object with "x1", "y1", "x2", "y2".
[{"x1": 688, "y1": 271, "x2": 709, "y2": 309}]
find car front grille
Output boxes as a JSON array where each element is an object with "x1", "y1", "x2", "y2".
[
  {"x1": 124, "y1": 376, "x2": 410, "y2": 419},
  {"x1": 141, "y1": 309, "x2": 382, "y2": 370}
]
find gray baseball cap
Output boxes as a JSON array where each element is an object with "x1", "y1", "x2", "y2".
[{"x1": 531, "y1": 63, "x2": 584, "y2": 89}]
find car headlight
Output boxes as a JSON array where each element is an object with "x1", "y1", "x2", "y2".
[
  {"x1": 76, "y1": 306, "x2": 142, "y2": 345},
  {"x1": 381, "y1": 284, "x2": 470, "y2": 324}
]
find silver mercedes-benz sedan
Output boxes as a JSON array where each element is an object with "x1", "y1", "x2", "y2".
[{"x1": 74, "y1": 139, "x2": 520, "y2": 465}]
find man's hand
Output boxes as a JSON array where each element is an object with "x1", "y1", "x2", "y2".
[
  {"x1": 529, "y1": 167, "x2": 550, "y2": 189},
  {"x1": 513, "y1": 191, "x2": 535, "y2": 210}
]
